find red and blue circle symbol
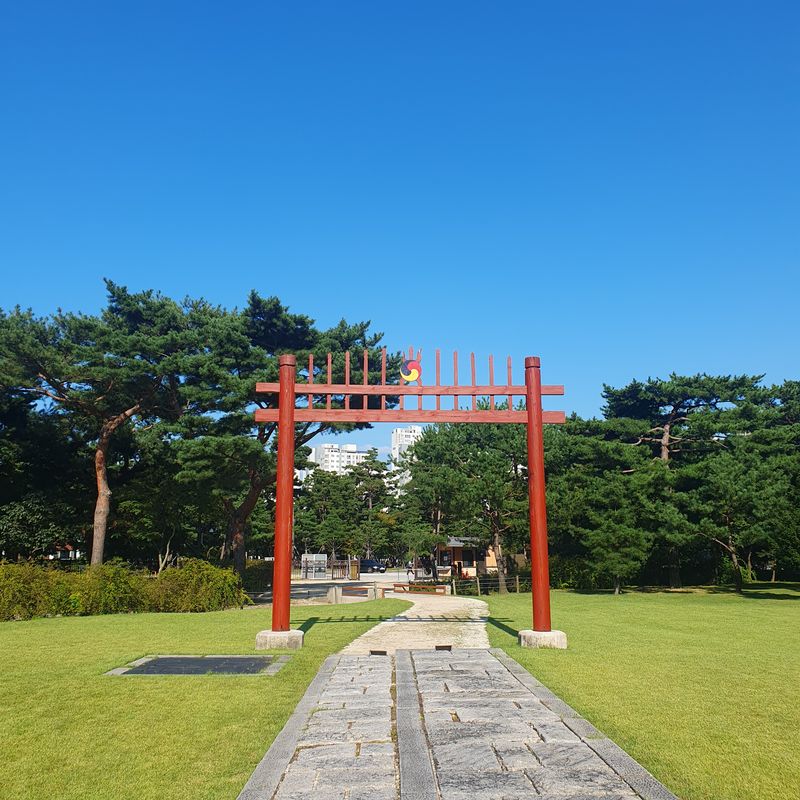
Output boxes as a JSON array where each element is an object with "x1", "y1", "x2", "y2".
[{"x1": 400, "y1": 358, "x2": 422, "y2": 382}]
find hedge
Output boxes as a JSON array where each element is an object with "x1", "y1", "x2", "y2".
[{"x1": 0, "y1": 559, "x2": 250, "y2": 621}]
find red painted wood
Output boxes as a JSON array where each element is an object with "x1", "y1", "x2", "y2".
[
  {"x1": 470, "y1": 352, "x2": 477, "y2": 410},
  {"x1": 507, "y1": 356, "x2": 513, "y2": 409},
  {"x1": 453, "y1": 351, "x2": 459, "y2": 410},
  {"x1": 272, "y1": 355, "x2": 296, "y2": 633},
  {"x1": 525, "y1": 356, "x2": 552, "y2": 632},
  {"x1": 381, "y1": 347, "x2": 386, "y2": 411},
  {"x1": 399, "y1": 349, "x2": 405, "y2": 411},
  {"x1": 256, "y1": 408, "x2": 566, "y2": 424},
  {"x1": 307, "y1": 354, "x2": 313, "y2": 410},
  {"x1": 344, "y1": 351, "x2": 350, "y2": 410},
  {"x1": 326, "y1": 353, "x2": 332, "y2": 410},
  {"x1": 255, "y1": 382, "x2": 565, "y2": 397},
  {"x1": 363, "y1": 349, "x2": 369, "y2": 409},
  {"x1": 435, "y1": 349, "x2": 441, "y2": 411},
  {"x1": 489, "y1": 354, "x2": 495, "y2": 410}
]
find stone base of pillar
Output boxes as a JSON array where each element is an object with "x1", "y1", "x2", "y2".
[
  {"x1": 518, "y1": 629, "x2": 568, "y2": 649},
  {"x1": 255, "y1": 629, "x2": 305, "y2": 650}
]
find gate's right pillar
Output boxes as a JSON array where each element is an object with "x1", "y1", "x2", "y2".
[{"x1": 520, "y1": 356, "x2": 567, "y2": 649}]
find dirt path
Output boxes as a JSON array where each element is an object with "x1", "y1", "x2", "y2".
[{"x1": 339, "y1": 591, "x2": 490, "y2": 654}]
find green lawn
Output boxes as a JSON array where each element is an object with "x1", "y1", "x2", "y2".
[
  {"x1": 487, "y1": 584, "x2": 800, "y2": 800},
  {"x1": 0, "y1": 599, "x2": 410, "y2": 800}
]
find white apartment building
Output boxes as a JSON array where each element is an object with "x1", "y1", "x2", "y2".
[
  {"x1": 309, "y1": 443, "x2": 370, "y2": 475},
  {"x1": 391, "y1": 425, "x2": 423, "y2": 464}
]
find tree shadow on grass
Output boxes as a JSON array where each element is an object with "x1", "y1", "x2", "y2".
[
  {"x1": 486, "y1": 616, "x2": 520, "y2": 639},
  {"x1": 294, "y1": 613, "x2": 403, "y2": 634},
  {"x1": 705, "y1": 582, "x2": 800, "y2": 601}
]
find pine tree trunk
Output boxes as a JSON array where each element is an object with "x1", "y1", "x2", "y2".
[
  {"x1": 668, "y1": 561, "x2": 682, "y2": 589},
  {"x1": 225, "y1": 475, "x2": 268, "y2": 578},
  {"x1": 228, "y1": 515, "x2": 247, "y2": 576},
  {"x1": 89, "y1": 404, "x2": 142, "y2": 566},
  {"x1": 90, "y1": 435, "x2": 112, "y2": 565},
  {"x1": 614, "y1": 575, "x2": 621, "y2": 595},
  {"x1": 493, "y1": 529, "x2": 508, "y2": 594},
  {"x1": 660, "y1": 422, "x2": 671, "y2": 462},
  {"x1": 730, "y1": 548, "x2": 743, "y2": 592}
]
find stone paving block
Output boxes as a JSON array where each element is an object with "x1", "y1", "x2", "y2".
[
  {"x1": 347, "y1": 788, "x2": 398, "y2": 800},
  {"x1": 429, "y1": 740, "x2": 499, "y2": 771},
  {"x1": 425, "y1": 719, "x2": 522, "y2": 746},
  {"x1": 527, "y1": 765, "x2": 637, "y2": 796},
  {"x1": 293, "y1": 742, "x2": 355, "y2": 763},
  {"x1": 535, "y1": 720, "x2": 583, "y2": 742},
  {"x1": 490, "y1": 740, "x2": 541, "y2": 770},
  {"x1": 360, "y1": 741, "x2": 395, "y2": 758},
  {"x1": 314, "y1": 764, "x2": 397, "y2": 788},
  {"x1": 436, "y1": 767, "x2": 536, "y2": 797},
  {"x1": 530, "y1": 741, "x2": 609, "y2": 769},
  {"x1": 273, "y1": 767, "x2": 318, "y2": 795}
]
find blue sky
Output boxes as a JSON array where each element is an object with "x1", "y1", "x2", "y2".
[{"x1": 1, "y1": 2, "x2": 798, "y2": 450}]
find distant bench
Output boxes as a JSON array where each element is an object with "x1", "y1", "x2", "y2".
[
  {"x1": 341, "y1": 586, "x2": 370, "y2": 597},
  {"x1": 393, "y1": 583, "x2": 448, "y2": 595}
]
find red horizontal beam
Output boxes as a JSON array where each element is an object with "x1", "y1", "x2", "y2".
[
  {"x1": 254, "y1": 409, "x2": 566, "y2": 425},
  {"x1": 255, "y1": 382, "x2": 564, "y2": 397}
]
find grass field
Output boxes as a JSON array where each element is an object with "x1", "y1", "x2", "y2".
[
  {"x1": 0, "y1": 599, "x2": 410, "y2": 800},
  {"x1": 486, "y1": 584, "x2": 800, "y2": 800}
]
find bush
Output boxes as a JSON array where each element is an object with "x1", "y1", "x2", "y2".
[
  {"x1": 79, "y1": 561, "x2": 150, "y2": 615},
  {"x1": 0, "y1": 559, "x2": 249, "y2": 620},
  {"x1": 149, "y1": 559, "x2": 250, "y2": 612},
  {"x1": 242, "y1": 559, "x2": 273, "y2": 592}
]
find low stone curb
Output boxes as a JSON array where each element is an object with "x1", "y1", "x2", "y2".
[{"x1": 236, "y1": 654, "x2": 340, "y2": 800}]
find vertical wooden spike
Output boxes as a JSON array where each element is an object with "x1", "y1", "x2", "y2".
[
  {"x1": 381, "y1": 347, "x2": 386, "y2": 411},
  {"x1": 489, "y1": 354, "x2": 495, "y2": 410},
  {"x1": 435, "y1": 349, "x2": 441, "y2": 411},
  {"x1": 507, "y1": 356, "x2": 513, "y2": 410},
  {"x1": 307, "y1": 354, "x2": 314, "y2": 410},
  {"x1": 453, "y1": 352, "x2": 459, "y2": 410},
  {"x1": 326, "y1": 352, "x2": 332, "y2": 410},
  {"x1": 470, "y1": 352, "x2": 477, "y2": 411},
  {"x1": 399, "y1": 350, "x2": 405, "y2": 411},
  {"x1": 345, "y1": 351, "x2": 351, "y2": 410},
  {"x1": 363, "y1": 349, "x2": 369, "y2": 410},
  {"x1": 416, "y1": 346, "x2": 422, "y2": 411}
]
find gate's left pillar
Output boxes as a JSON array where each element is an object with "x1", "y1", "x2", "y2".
[{"x1": 256, "y1": 354, "x2": 304, "y2": 650}]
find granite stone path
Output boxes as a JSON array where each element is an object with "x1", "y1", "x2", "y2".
[
  {"x1": 237, "y1": 647, "x2": 679, "y2": 800},
  {"x1": 339, "y1": 592, "x2": 490, "y2": 654}
]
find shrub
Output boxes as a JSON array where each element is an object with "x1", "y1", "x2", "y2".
[
  {"x1": 148, "y1": 559, "x2": 250, "y2": 612},
  {"x1": 0, "y1": 559, "x2": 249, "y2": 620},
  {"x1": 242, "y1": 559, "x2": 273, "y2": 592},
  {"x1": 0, "y1": 561, "x2": 53, "y2": 619}
]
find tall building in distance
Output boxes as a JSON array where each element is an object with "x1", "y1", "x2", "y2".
[
  {"x1": 308, "y1": 443, "x2": 370, "y2": 475},
  {"x1": 391, "y1": 425, "x2": 423, "y2": 464}
]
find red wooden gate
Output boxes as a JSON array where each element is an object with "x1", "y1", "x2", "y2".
[{"x1": 255, "y1": 348, "x2": 565, "y2": 634}]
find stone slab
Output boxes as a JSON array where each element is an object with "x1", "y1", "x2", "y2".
[
  {"x1": 255, "y1": 628, "x2": 305, "y2": 650},
  {"x1": 518, "y1": 628, "x2": 568, "y2": 649}
]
